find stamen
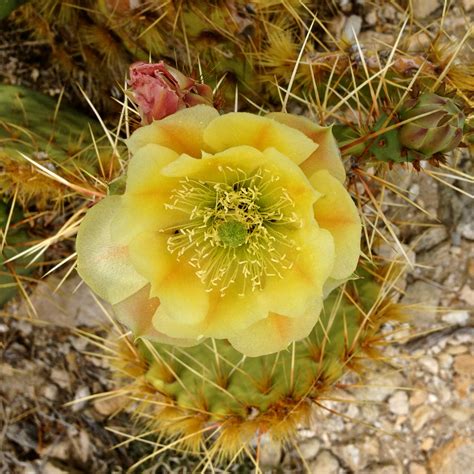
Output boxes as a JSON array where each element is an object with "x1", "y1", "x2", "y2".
[{"x1": 162, "y1": 167, "x2": 302, "y2": 295}]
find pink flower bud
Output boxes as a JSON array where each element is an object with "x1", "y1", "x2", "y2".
[{"x1": 129, "y1": 62, "x2": 213, "y2": 124}]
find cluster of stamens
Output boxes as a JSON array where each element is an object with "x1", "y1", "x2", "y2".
[{"x1": 163, "y1": 166, "x2": 302, "y2": 296}]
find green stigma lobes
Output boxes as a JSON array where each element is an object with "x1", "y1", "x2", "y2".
[
  {"x1": 217, "y1": 219, "x2": 247, "y2": 247},
  {"x1": 164, "y1": 166, "x2": 302, "y2": 296}
]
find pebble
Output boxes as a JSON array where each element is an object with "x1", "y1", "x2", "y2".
[
  {"x1": 441, "y1": 311, "x2": 470, "y2": 326},
  {"x1": 50, "y1": 368, "x2": 71, "y2": 389},
  {"x1": 409, "y1": 390, "x2": 427, "y2": 407},
  {"x1": 258, "y1": 435, "x2": 281, "y2": 467},
  {"x1": 310, "y1": 450, "x2": 340, "y2": 474},
  {"x1": 411, "y1": 0, "x2": 440, "y2": 19},
  {"x1": 71, "y1": 386, "x2": 91, "y2": 412},
  {"x1": 445, "y1": 407, "x2": 472, "y2": 423},
  {"x1": 409, "y1": 462, "x2": 427, "y2": 474},
  {"x1": 419, "y1": 356, "x2": 439, "y2": 375},
  {"x1": 447, "y1": 345, "x2": 468, "y2": 355},
  {"x1": 429, "y1": 437, "x2": 474, "y2": 474},
  {"x1": 93, "y1": 395, "x2": 127, "y2": 417},
  {"x1": 459, "y1": 285, "x2": 474, "y2": 305},
  {"x1": 413, "y1": 227, "x2": 447, "y2": 252},
  {"x1": 388, "y1": 391, "x2": 409, "y2": 416},
  {"x1": 298, "y1": 438, "x2": 321, "y2": 460},
  {"x1": 458, "y1": 221, "x2": 474, "y2": 240},
  {"x1": 453, "y1": 354, "x2": 474, "y2": 375},
  {"x1": 420, "y1": 437, "x2": 434, "y2": 451},
  {"x1": 41, "y1": 384, "x2": 58, "y2": 401},
  {"x1": 412, "y1": 406, "x2": 434, "y2": 432}
]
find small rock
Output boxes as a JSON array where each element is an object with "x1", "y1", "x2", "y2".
[
  {"x1": 388, "y1": 391, "x2": 409, "y2": 416},
  {"x1": 93, "y1": 395, "x2": 127, "y2": 417},
  {"x1": 411, "y1": 0, "x2": 440, "y2": 18},
  {"x1": 50, "y1": 369, "x2": 71, "y2": 389},
  {"x1": 342, "y1": 15, "x2": 362, "y2": 43},
  {"x1": 401, "y1": 281, "x2": 442, "y2": 324},
  {"x1": 454, "y1": 354, "x2": 474, "y2": 375},
  {"x1": 458, "y1": 221, "x2": 474, "y2": 240},
  {"x1": 413, "y1": 227, "x2": 447, "y2": 252},
  {"x1": 41, "y1": 441, "x2": 70, "y2": 461},
  {"x1": 409, "y1": 462, "x2": 427, "y2": 474},
  {"x1": 71, "y1": 386, "x2": 91, "y2": 412},
  {"x1": 412, "y1": 406, "x2": 435, "y2": 432},
  {"x1": 462, "y1": 0, "x2": 474, "y2": 11},
  {"x1": 43, "y1": 464, "x2": 69, "y2": 474},
  {"x1": 409, "y1": 389, "x2": 427, "y2": 406},
  {"x1": 310, "y1": 450, "x2": 340, "y2": 474},
  {"x1": 447, "y1": 345, "x2": 468, "y2": 355},
  {"x1": 421, "y1": 437, "x2": 434, "y2": 451},
  {"x1": 41, "y1": 384, "x2": 58, "y2": 401},
  {"x1": 337, "y1": 444, "x2": 361, "y2": 471},
  {"x1": 258, "y1": 435, "x2": 281, "y2": 468},
  {"x1": 459, "y1": 285, "x2": 474, "y2": 305},
  {"x1": 365, "y1": 10, "x2": 377, "y2": 26},
  {"x1": 419, "y1": 356, "x2": 439, "y2": 375},
  {"x1": 357, "y1": 371, "x2": 405, "y2": 402},
  {"x1": 445, "y1": 407, "x2": 472, "y2": 422},
  {"x1": 299, "y1": 438, "x2": 321, "y2": 460},
  {"x1": 438, "y1": 353, "x2": 453, "y2": 369},
  {"x1": 429, "y1": 437, "x2": 474, "y2": 474},
  {"x1": 26, "y1": 275, "x2": 108, "y2": 328},
  {"x1": 442, "y1": 311, "x2": 470, "y2": 325}
]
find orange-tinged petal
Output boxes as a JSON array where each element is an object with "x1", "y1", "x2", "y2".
[
  {"x1": 128, "y1": 231, "x2": 174, "y2": 288},
  {"x1": 310, "y1": 170, "x2": 361, "y2": 280},
  {"x1": 204, "y1": 289, "x2": 268, "y2": 338},
  {"x1": 127, "y1": 105, "x2": 220, "y2": 156},
  {"x1": 228, "y1": 299, "x2": 323, "y2": 357},
  {"x1": 262, "y1": 147, "x2": 320, "y2": 223},
  {"x1": 261, "y1": 226, "x2": 335, "y2": 317},
  {"x1": 153, "y1": 260, "x2": 210, "y2": 326},
  {"x1": 203, "y1": 112, "x2": 317, "y2": 165},
  {"x1": 76, "y1": 196, "x2": 147, "y2": 304},
  {"x1": 113, "y1": 285, "x2": 198, "y2": 347},
  {"x1": 111, "y1": 144, "x2": 182, "y2": 245},
  {"x1": 128, "y1": 231, "x2": 210, "y2": 327},
  {"x1": 267, "y1": 112, "x2": 346, "y2": 182}
]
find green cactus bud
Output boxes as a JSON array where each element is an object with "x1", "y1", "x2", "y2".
[{"x1": 398, "y1": 93, "x2": 465, "y2": 156}]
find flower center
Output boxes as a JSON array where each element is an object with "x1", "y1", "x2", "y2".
[
  {"x1": 217, "y1": 220, "x2": 247, "y2": 248},
  {"x1": 163, "y1": 166, "x2": 302, "y2": 295}
]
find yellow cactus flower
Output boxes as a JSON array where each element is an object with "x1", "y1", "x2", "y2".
[{"x1": 76, "y1": 105, "x2": 361, "y2": 357}]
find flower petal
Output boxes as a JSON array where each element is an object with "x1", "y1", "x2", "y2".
[
  {"x1": 76, "y1": 196, "x2": 147, "y2": 304},
  {"x1": 111, "y1": 144, "x2": 182, "y2": 245},
  {"x1": 228, "y1": 299, "x2": 323, "y2": 357},
  {"x1": 204, "y1": 289, "x2": 268, "y2": 338},
  {"x1": 310, "y1": 170, "x2": 361, "y2": 280},
  {"x1": 267, "y1": 112, "x2": 346, "y2": 182},
  {"x1": 203, "y1": 112, "x2": 317, "y2": 165},
  {"x1": 113, "y1": 285, "x2": 199, "y2": 347},
  {"x1": 127, "y1": 105, "x2": 220, "y2": 156},
  {"x1": 261, "y1": 226, "x2": 335, "y2": 318}
]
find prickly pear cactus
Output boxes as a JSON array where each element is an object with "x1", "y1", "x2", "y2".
[{"x1": 0, "y1": 85, "x2": 118, "y2": 207}]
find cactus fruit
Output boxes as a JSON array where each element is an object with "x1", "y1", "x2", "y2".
[
  {"x1": 0, "y1": 85, "x2": 119, "y2": 208},
  {"x1": 110, "y1": 266, "x2": 403, "y2": 466}
]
